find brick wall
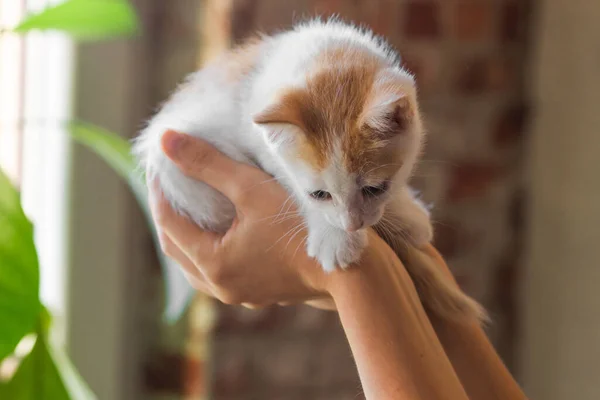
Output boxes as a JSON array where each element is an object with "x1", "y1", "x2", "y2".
[{"x1": 139, "y1": 0, "x2": 532, "y2": 398}]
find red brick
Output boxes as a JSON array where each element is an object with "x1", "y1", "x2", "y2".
[
  {"x1": 447, "y1": 162, "x2": 503, "y2": 200},
  {"x1": 456, "y1": 56, "x2": 515, "y2": 94},
  {"x1": 144, "y1": 352, "x2": 202, "y2": 395},
  {"x1": 184, "y1": 356, "x2": 205, "y2": 396},
  {"x1": 501, "y1": 1, "x2": 523, "y2": 42},
  {"x1": 404, "y1": 2, "x2": 441, "y2": 39},
  {"x1": 356, "y1": 0, "x2": 399, "y2": 37},
  {"x1": 494, "y1": 104, "x2": 529, "y2": 147},
  {"x1": 454, "y1": 2, "x2": 492, "y2": 40},
  {"x1": 213, "y1": 351, "x2": 252, "y2": 396},
  {"x1": 289, "y1": 305, "x2": 339, "y2": 331},
  {"x1": 314, "y1": 337, "x2": 360, "y2": 387},
  {"x1": 402, "y1": 54, "x2": 420, "y2": 78},
  {"x1": 401, "y1": 48, "x2": 443, "y2": 93},
  {"x1": 433, "y1": 220, "x2": 464, "y2": 259},
  {"x1": 231, "y1": 0, "x2": 259, "y2": 42},
  {"x1": 253, "y1": 341, "x2": 314, "y2": 387},
  {"x1": 453, "y1": 272, "x2": 471, "y2": 292},
  {"x1": 215, "y1": 303, "x2": 287, "y2": 333},
  {"x1": 313, "y1": 0, "x2": 345, "y2": 16}
]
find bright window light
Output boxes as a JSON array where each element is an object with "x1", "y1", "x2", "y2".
[{"x1": 0, "y1": 0, "x2": 74, "y2": 334}]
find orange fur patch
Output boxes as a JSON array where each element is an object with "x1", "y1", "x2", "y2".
[{"x1": 254, "y1": 45, "x2": 415, "y2": 178}]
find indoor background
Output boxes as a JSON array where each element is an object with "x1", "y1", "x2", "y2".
[{"x1": 0, "y1": 0, "x2": 598, "y2": 399}]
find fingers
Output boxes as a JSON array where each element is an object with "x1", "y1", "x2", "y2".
[
  {"x1": 149, "y1": 178, "x2": 222, "y2": 266},
  {"x1": 304, "y1": 298, "x2": 337, "y2": 311},
  {"x1": 160, "y1": 234, "x2": 213, "y2": 294},
  {"x1": 161, "y1": 130, "x2": 265, "y2": 205}
]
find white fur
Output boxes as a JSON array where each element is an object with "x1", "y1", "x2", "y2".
[{"x1": 134, "y1": 19, "x2": 431, "y2": 272}]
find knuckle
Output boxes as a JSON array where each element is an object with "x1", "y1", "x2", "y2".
[
  {"x1": 154, "y1": 209, "x2": 167, "y2": 227},
  {"x1": 231, "y1": 185, "x2": 250, "y2": 205},
  {"x1": 207, "y1": 264, "x2": 230, "y2": 287},
  {"x1": 158, "y1": 233, "x2": 173, "y2": 256},
  {"x1": 216, "y1": 289, "x2": 241, "y2": 305},
  {"x1": 189, "y1": 243, "x2": 205, "y2": 266}
]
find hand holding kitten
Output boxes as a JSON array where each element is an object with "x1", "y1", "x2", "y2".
[
  {"x1": 137, "y1": 20, "x2": 485, "y2": 323},
  {"x1": 150, "y1": 131, "x2": 331, "y2": 307}
]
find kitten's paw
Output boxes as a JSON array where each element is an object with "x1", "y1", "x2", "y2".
[
  {"x1": 307, "y1": 228, "x2": 367, "y2": 273},
  {"x1": 306, "y1": 233, "x2": 320, "y2": 260}
]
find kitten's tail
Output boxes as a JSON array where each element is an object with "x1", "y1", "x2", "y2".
[{"x1": 398, "y1": 244, "x2": 489, "y2": 325}]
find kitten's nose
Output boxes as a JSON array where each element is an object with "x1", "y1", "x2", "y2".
[{"x1": 344, "y1": 216, "x2": 364, "y2": 232}]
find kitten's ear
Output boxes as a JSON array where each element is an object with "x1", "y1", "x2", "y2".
[
  {"x1": 253, "y1": 98, "x2": 304, "y2": 145},
  {"x1": 363, "y1": 95, "x2": 415, "y2": 138},
  {"x1": 363, "y1": 66, "x2": 417, "y2": 138}
]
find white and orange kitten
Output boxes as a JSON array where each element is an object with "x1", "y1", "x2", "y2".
[{"x1": 134, "y1": 20, "x2": 485, "y2": 322}]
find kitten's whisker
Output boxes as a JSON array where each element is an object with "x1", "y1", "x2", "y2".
[
  {"x1": 275, "y1": 212, "x2": 302, "y2": 222},
  {"x1": 240, "y1": 175, "x2": 288, "y2": 197},
  {"x1": 292, "y1": 232, "x2": 309, "y2": 259},
  {"x1": 267, "y1": 221, "x2": 307, "y2": 251},
  {"x1": 376, "y1": 216, "x2": 410, "y2": 252},
  {"x1": 269, "y1": 213, "x2": 303, "y2": 225},
  {"x1": 272, "y1": 195, "x2": 295, "y2": 223},
  {"x1": 284, "y1": 222, "x2": 308, "y2": 250},
  {"x1": 255, "y1": 210, "x2": 301, "y2": 224}
]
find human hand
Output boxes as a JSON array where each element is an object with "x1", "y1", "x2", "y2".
[{"x1": 149, "y1": 130, "x2": 332, "y2": 308}]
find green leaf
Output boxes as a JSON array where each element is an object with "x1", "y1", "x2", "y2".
[
  {"x1": 0, "y1": 169, "x2": 40, "y2": 361},
  {"x1": 38, "y1": 306, "x2": 53, "y2": 336},
  {"x1": 68, "y1": 122, "x2": 194, "y2": 323},
  {"x1": 13, "y1": 0, "x2": 139, "y2": 41},
  {"x1": 45, "y1": 337, "x2": 97, "y2": 400},
  {"x1": 69, "y1": 121, "x2": 145, "y2": 203},
  {"x1": 0, "y1": 336, "x2": 68, "y2": 399},
  {"x1": 0, "y1": 333, "x2": 96, "y2": 400}
]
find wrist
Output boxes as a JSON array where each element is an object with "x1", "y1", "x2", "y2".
[{"x1": 324, "y1": 230, "x2": 396, "y2": 299}]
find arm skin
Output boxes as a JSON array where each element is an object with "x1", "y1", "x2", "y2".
[
  {"x1": 155, "y1": 130, "x2": 527, "y2": 400},
  {"x1": 422, "y1": 245, "x2": 528, "y2": 400},
  {"x1": 325, "y1": 231, "x2": 470, "y2": 400},
  {"x1": 322, "y1": 241, "x2": 528, "y2": 400}
]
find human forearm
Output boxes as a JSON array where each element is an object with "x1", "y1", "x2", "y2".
[
  {"x1": 326, "y1": 232, "x2": 469, "y2": 400},
  {"x1": 423, "y1": 246, "x2": 528, "y2": 400}
]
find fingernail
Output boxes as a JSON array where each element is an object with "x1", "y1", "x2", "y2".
[{"x1": 162, "y1": 130, "x2": 184, "y2": 157}]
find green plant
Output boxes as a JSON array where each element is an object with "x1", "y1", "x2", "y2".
[
  {"x1": 14, "y1": 0, "x2": 138, "y2": 40},
  {"x1": 1, "y1": 1, "x2": 194, "y2": 398},
  {"x1": 0, "y1": 170, "x2": 96, "y2": 399}
]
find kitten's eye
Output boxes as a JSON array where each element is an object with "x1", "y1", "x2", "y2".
[
  {"x1": 362, "y1": 181, "x2": 390, "y2": 197},
  {"x1": 309, "y1": 190, "x2": 332, "y2": 201}
]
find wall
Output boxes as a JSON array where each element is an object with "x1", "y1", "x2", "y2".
[{"x1": 522, "y1": 0, "x2": 600, "y2": 399}]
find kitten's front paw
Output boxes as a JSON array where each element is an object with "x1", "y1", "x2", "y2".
[{"x1": 307, "y1": 228, "x2": 367, "y2": 273}]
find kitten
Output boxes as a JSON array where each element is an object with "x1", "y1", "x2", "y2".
[{"x1": 134, "y1": 19, "x2": 486, "y2": 323}]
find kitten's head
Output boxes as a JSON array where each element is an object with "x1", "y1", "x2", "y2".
[{"x1": 253, "y1": 49, "x2": 424, "y2": 232}]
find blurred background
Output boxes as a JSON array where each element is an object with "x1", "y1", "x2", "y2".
[{"x1": 0, "y1": 0, "x2": 599, "y2": 399}]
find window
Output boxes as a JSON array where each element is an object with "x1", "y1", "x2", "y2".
[{"x1": 0, "y1": 0, "x2": 74, "y2": 327}]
